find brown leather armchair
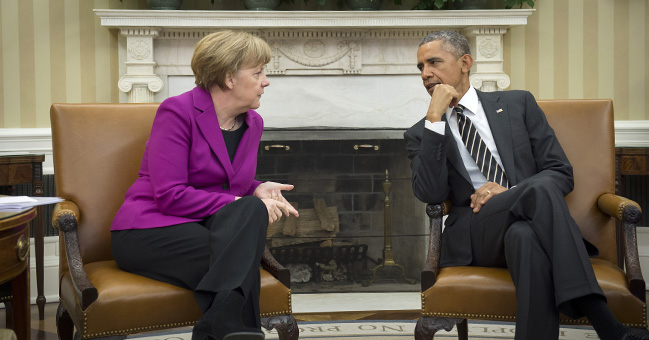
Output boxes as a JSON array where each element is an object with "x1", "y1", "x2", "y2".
[
  {"x1": 50, "y1": 103, "x2": 299, "y2": 340},
  {"x1": 415, "y1": 99, "x2": 646, "y2": 339}
]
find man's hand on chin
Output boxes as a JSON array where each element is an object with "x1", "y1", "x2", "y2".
[
  {"x1": 470, "y1": 182, "x2": 508, "y2": 213},
  {"x1": 426, "y1": 84, "x2": 460, "y2": 123}
]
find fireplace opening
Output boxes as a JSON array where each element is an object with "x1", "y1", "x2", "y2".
[{"x1": 257, "y1": 137, "x2": 428, "y2": 293}]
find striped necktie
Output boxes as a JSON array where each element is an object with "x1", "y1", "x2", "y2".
[{"x1": 455, "y1": 105, "x2": 509, "y2": 188}]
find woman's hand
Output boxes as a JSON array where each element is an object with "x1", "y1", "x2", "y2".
[{"x1": 254, "y1": 182, "x2": 299, "y2": 224}]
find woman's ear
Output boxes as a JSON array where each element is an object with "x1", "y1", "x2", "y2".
[{"x1": 225, "y1": 72, "x2": 235, "y2": 90}]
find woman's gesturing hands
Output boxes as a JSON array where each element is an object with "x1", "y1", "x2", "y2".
[{"x1": 253, "y1": 182, "x2": 299, "y2": 224}]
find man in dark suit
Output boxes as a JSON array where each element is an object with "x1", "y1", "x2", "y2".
[{"x1": 404, "y1": 31, "x2": 649, "y2": 340}]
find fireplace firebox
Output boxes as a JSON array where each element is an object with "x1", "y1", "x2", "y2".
[{"x1": 257, "y1": 136, "x2": 427, "y2": 293}]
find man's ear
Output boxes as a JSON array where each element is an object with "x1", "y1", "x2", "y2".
[{"x1": 460, "y1": 54, "x2": 473, "y2": 74}]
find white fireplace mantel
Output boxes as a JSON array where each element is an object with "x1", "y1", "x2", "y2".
[{"x1": 95, "y1": 9, "x2": 534, "y2": 129}]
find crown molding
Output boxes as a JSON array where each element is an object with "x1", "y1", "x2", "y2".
[{"x1": 94, "y1": 9, "x2": 535, "y2": 30}]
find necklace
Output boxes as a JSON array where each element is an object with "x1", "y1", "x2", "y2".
[{"x1": 220, "y1": 118, "x2": 237, "y2": 131}]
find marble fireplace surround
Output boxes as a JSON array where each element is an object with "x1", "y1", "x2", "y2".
[{"x1": 95, "y1": 9, "x2": 534, "y2": 133}]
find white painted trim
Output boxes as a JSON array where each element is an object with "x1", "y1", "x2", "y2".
[
  {"x1": 0, "y1": 128, "x2": 54, "y2": 174},
  {"x1": 94, "y1": 9, "x2": 535, "y2": 29},
  {"x1": 614, "y1": 120, "x2": 649, "y2": 147},
  {"x1": 2, "y1": 121, "x2": 647, "y2": 162}
]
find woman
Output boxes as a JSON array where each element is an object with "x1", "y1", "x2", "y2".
[{"x1": 110, "y1": 30, "x2": 298, "y2": 340}]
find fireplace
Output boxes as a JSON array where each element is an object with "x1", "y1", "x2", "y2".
[{"x1": 257, "y1": 136, "x2": 426, "y2": 292}]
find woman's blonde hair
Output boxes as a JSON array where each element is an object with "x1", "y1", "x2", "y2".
[{"x1": 191, "y1": 30, "x2": 272, "y2": 91}]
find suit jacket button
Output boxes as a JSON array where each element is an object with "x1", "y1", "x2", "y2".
[{"x1": 222, "y1": 183, "x2": 230, "y2": 190}]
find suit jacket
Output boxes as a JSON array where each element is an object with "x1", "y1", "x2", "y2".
[
  {"x1": 404, "y1": 89, "x2": 574, "y2": 267},
  {"x1": 111, "y1": 87, "x2": 264, "y2": 231}
]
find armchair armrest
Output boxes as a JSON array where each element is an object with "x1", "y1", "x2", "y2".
[
  {"x1": 52, "y1": 201, "x2": 98, "y2": 310},
  {"x1": 261, "y1": 247, "x2": 291, "y2": 289},
  {"x1": 421, "y1": 200, "x2": 451, "y2": 291},
  {"x1": 597, "y1": 193, "x2": 645, "y2": 302}
]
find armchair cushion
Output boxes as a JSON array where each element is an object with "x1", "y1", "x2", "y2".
[
  {"x1": 59, "y1": 261, "x2": 291, "y2": 339},
  {"x1": 422, "y1": 259, "x2": 645, "y2": 327}
]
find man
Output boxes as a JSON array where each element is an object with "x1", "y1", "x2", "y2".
[{"x1": 404, "y1": 31, "x2": 649, "y2": 340}]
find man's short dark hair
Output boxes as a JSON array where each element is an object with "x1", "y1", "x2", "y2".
[{"x1": 419, "y1": 31, "x2": 471, "y2": 59}]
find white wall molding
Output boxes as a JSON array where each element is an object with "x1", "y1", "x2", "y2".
[
  {"x1": 94, "y1": 9, "x2": 535, "y2": 29},
  {"x1": 3, "y1": 122, "x2": 646, "y2": 160},
  {"x1": 614, "y1": 120, "x2": 649, "y2": 148},
  {"x1": 0, "y1": 128, "x2": 54, "y2": 174}
]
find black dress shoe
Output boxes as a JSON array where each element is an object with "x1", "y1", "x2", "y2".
[
  {"x1": 192, "y1": 318, "x2": 215, "y2": 340},
  {"x1": 621, "y1": 328, "x2": 649, "y2": 340},
  {"x1": 204, "y1": 290, "x2": 265, "y2": 340},
  {"x1": 222, "y1": 332, "x2": 265, "y2": 340}
]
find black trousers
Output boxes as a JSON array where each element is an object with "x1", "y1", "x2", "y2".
[
  {"x1": 467, "y1": 178, "x2": 604, "y2": 340},
  {"x1": 111, "y1": 196, "x2": 269, "y2": 328}
]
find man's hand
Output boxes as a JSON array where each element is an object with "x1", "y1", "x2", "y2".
[
  {"x1": 470, "y1": 182, "x2": 507, "y2": 213},
  {"x1": 426, "y1": 84, "x2": 461, "y2": 123},
  {"x1": 253, "y1": 181, "x2": 299, "y2": 224}
]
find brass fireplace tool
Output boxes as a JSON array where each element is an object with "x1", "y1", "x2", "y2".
[{"x1": 363, "y1": 170, "x2": 416, "y2": 286}]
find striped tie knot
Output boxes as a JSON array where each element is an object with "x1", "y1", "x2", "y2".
[{"x1": 454, "y1": 105, "x2": 510, "y2": 188}]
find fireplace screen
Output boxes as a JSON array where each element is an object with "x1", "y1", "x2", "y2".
[{"x1": 257, "y1": 137, "x2": 427, "y2": 293}]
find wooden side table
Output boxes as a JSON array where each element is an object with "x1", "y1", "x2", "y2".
[
  {"x1": 615, "y1": 147, "x2": 649, "y2": 195},
  {"x1": 0, "y1": 208, "x2": 36, "y2": 340},
  {"x1": 615, "y1": 147, "x2": 649, "y2": 267},
  {"x1": 0, "y1": 154, "x2": 46, "y2": 320}
]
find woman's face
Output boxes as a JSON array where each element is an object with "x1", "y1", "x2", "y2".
[{"x1": 230, "y1": 64, "x2": 270, "y2": 111}]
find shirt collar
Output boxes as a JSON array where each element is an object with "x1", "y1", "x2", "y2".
[
  {"x1": 445, "y1": 86, "x2": 479, "y2": 119},
  {"x1": 458, "y1": 86, "x2": 479, "y2": 115}
]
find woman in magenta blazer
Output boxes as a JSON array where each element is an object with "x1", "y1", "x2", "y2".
[{"x1": 110, "y1": 31, "x2": 298, "y2": 340}]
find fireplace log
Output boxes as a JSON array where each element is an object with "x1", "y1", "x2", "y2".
[
  {"x1": 313, "y1": 198, "x2": 335, "y2": 231},
  {"x1": 267, "y1": 203, "x2": 339, "y2": 247},
  {"x1": 282, "y1": 202, "x2": 298, "y2": 236}
]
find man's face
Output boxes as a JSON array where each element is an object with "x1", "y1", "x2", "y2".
[{"x1": 416, "y1": 40, "x2": 470, "y2": 97}]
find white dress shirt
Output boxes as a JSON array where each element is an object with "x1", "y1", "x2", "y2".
[{"x1": 424, "y1": 86, "x2": 506, "y2": 189}]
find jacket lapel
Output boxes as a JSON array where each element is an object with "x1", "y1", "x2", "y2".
[
  {"x1": 231, "y1": 112, "x2": 260, "y2": 173},
  {"x1": 193, "y1": 87, "x2": 234, "y2": 179},
  {"x1": 477, "y1": 90, "x2": 516, "y2": 185}
]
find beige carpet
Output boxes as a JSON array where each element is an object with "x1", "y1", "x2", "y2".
[{"x1": 129, "y1": 321, "x2": 600, "y2": 339}]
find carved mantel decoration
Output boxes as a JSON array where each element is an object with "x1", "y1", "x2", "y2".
[{"x1": 95, "y1": 9, "x2": 533, "y2": 129}]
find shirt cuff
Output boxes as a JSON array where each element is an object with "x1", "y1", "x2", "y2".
[{"x1": 425, "y1": 120, "x2": 446, "y2": 135}]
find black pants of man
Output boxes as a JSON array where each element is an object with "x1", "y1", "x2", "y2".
[
  {"x1": 467, "y1": 178, "x2": 604, "y2": 340},
  {"x1": 111, "y1": 196, "x2": 269, "y2": 328}
]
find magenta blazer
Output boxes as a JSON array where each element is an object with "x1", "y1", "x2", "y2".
[{"x1": 111, "y1": 87, "x2": 263, "y2": 231}]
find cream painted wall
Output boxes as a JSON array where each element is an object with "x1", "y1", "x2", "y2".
[{"x1": 0, "y1": 0, "x2": 647, "y2": 127}]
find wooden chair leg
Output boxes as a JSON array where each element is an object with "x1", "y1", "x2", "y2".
[
  {"x1": 3, "y1": 301, "x2": 13, "y2": 329},
  {"x1": 56, "y1": 303, "x2": 75, "y2": 340},
  {"x1": 457, "y1": 318, "x2": 468, "y2": 340},
  {"x1": 415, "y1": 317, "x2": 466, "y2": 340},
  {"x1": 261, "y1": 315, "x2": 299, "y2": 340}
]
